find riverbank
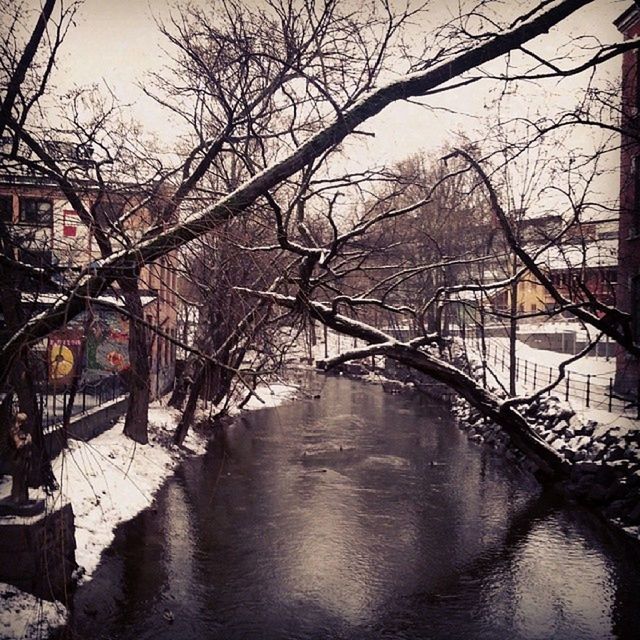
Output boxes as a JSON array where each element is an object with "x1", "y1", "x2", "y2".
[
  {"x1": 57, "y1": 375, "x2": 640, "y2": 640},
  {"x1": 4, "y1": 328, "x2": 636, "y2": 638},
  {"x1": 448, "y1": 344, "x2": 640, "y2": 544},
  {"x1": 0, "y1": 382, "x2": 299, "y2": 640},
  {"x1": 312, "y1": 335, "x2": 640, "y2": 545}
]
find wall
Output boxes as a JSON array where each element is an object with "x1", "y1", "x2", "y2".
[
  {"x1": 614, "y1": 5, "x2": 640, "y2": 394},
  {"x1": 0, "y1": 504, "x2": 77, "y2": 602}
]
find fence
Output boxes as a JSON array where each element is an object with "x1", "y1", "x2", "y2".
[
  {"x1": 40, "y1": 372, "x2": 127, "y2": 432},
  {"x1": 473, "y1": 339, "x2": 637, "y2": 415}
]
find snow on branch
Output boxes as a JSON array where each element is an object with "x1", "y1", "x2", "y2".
[
  {"x1": 0, "y1": 0, "x2": 597, "y2": 380},
  {"x1": 237, "y1": 286, "x2": 570, "y2": 480}
]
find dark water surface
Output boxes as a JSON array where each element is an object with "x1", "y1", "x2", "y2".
[{"x1": 66, "y1": 376, "x2": 640, "y2": 639}]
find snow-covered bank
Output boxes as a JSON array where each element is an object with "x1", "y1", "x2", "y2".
[
  {"x1": 451, "y1": 343, "x2": 640, "y2": 544},
  {"x1": 0, "y1": 585, "x2": 67, "y2": 640},
  {"x1": 0, "y1": 381, "x2": 298, "y2": 640}
]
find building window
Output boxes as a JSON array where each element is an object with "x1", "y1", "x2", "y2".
[
  {"x1": 146, "y1": 314, "x2": 155, "y2": 351},
  {"x1": 18, "y1": 247, "x2": 52, "y2": 267},
  {"x1": 0, "y1": 195, "x2": 12, "y2": 223},
  {"x1": 19, "y1": 198, "x2": 53, "y2": 225}
]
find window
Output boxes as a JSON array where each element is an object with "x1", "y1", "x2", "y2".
[
  {"x1": 493, "y1": 291, "x2": 508, "y2": 311},
  {"x1": 95, "y1": 199, "x2": 123, "y2": 225},
  {"x1": 18, "y1": 247, "x2": 52, "y2": 268},
  {"x1": 170, "y1": 328, "x2": 176, "y2": 364},
  {"x1": 19, "y1": 198, "x2": 52, "y2": 225},
  {"x1": 146, "y1": 314, "x2": 154, "y2": 351},
  {"x1": 0, "y1": 195, "x2": 12, "y2": 223}
]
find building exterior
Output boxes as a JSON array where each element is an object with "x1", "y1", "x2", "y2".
[
  {"x1": 615, "y1": 4, "x2": 640, "y2": 396},
  {"x1": 0, "y1": 169, "x2": 178, "y2": 398},
  {"x1": 488, "y1": 216, "x2": 618, "y2": 316}
]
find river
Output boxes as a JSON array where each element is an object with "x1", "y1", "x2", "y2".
[{"x1": 65, "y1": 375, "x2": 640, "y2": 639}]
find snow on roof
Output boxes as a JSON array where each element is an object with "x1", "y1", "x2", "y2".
[
  {"x1": 20, "y1": 293, "x2": 158, "y2": 308},
  {"x1": 533, "y1": 239, "x2": 618, "y2": 270}
]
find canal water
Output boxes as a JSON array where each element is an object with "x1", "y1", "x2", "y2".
[{"x1": 65, "y1": 376, "x2": 640, "y2": 639}]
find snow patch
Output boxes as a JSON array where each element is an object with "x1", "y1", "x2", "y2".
[
  {"x1": 0, "y1": 583, "x2": 67, "y2": 640},
  {"x1": 0, "y1": 381, "x2": 298, "y2": 639}
]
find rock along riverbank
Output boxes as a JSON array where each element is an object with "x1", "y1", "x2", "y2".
[{"x1": 320, "y1": 350, "x2": 640, "y2": 545}]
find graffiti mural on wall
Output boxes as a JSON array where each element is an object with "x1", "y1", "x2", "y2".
[
  {"x1": 48, "y1": 330, "x2": 83, "y2": 386},
  {"x1": 87, "y1": 311, "x2": 129, "y2": 373}
]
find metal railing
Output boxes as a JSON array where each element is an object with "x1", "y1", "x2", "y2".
[
  {"x1": 40, "y1": 372, "x2": 126, "y2": 432},
  {"x1": 471, "y1": 339, "x2": 637, "y2": 414}
]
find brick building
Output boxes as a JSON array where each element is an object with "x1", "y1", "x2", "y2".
[
  {"x1": 614, "y1": 4, "x2": 640, "y2": 396},
  {"x1": 0, "y1": 169, "x2": 178, "y2": 398}
]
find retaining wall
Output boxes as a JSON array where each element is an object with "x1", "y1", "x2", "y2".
[{"x1": 0, "y1": 503, "x2": 77, "y2": 602}]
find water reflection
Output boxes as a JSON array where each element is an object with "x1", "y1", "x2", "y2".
[
  {"x1": 162, "y1": 481, "x2": 198, "y2": 618},
  {"x1": 66, "y1": 376, "x2": 640, "y2": 640}
]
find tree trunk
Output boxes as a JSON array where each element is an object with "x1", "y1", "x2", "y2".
[
  {"x1": 169, "y1": 349, "x2": 203, "y2": 409},
  {"x1": 120, "y1": 276, "x2": 150, "y2": 444},
  {"x1": 509, "y1": 255, "x2": 518, "y2": 396},
  {"x1": 0, "y1": 221, "x2": 55, "y2": 493},
  {"x1": 10, "y1": 350, "x2": 55, "y2": 491},
  {"x1": 0, "y1": 267, "x2": 54, "y2": 492},
  {"x1": 169, "y1": 357, "x2": 196, "y2": 409},
  {"x1": 173, "y1": 364, "x2": 207, "y2": 446},
  {"x1": 478, "y1": 303, "x2": 487, "y2": 389}
]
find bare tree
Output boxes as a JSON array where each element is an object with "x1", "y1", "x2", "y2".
[
  {"x1": 0, "y1": 0, "x2": 82, "y2": 503},
  {"x1": 169, "y1": 208, "x2": 293, "y2": 445},
  {"x1": 3, "y1": 0, "x2": 639, "y2": 484}
]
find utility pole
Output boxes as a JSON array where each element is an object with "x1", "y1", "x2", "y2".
[{"x1": 509, "y1": 252, "x2": 518, "y2": 396}]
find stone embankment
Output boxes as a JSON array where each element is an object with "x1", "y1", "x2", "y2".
[
  {"x1": 317, "y1": 350, "x2": 640, "y2": 541},
  {"x1": 453, "y1": 358, "x2": 640, "y2": 542}
]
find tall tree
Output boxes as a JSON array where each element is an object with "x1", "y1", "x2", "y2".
[{"x1": 3, "y1": 0, "x2": 639, "y2": 471}]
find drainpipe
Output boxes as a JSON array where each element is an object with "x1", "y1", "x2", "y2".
[{"x1": 156, "y1": 294, "x2": 160, "y2": 399}]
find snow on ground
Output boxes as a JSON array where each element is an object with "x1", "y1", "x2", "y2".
[
  {"x1": 241, "y1": 382, "x2": 302, "y2": 411},
  {"x1": 466, "y1": 338, "x2": 639, "y2": 494},
  {"x1": 472, "y1": 336, "x2": 631, "y2": 416},
  {"x1": 488, "y1": 336, "x2": 616, "y2": 377},
  {"x1": 0, "y1": 382, "x2": 298, "y2": 640},
  {"x1": 4, "y1": 326, "x2": 630, "y2": 639},
  {"x1": 0, "y1": 585, "x2": 67, "y2": 640}
]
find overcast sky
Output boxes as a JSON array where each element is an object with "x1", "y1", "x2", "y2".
[{"x1": 6, "y1": 0, "x2": 632, "y2": 209}]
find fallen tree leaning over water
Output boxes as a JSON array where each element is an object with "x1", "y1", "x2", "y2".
[{"x1": 236, "y1": 288, "x2": 571, "y2": 481}]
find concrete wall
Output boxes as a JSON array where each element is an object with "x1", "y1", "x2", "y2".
[{"x1": 0, "y1": 503, "x2": 77, "y2": 602}]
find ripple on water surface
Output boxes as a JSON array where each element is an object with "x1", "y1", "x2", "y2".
[{"x1": 67, "y1": 376, "x2": 640, "y2": 640}]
